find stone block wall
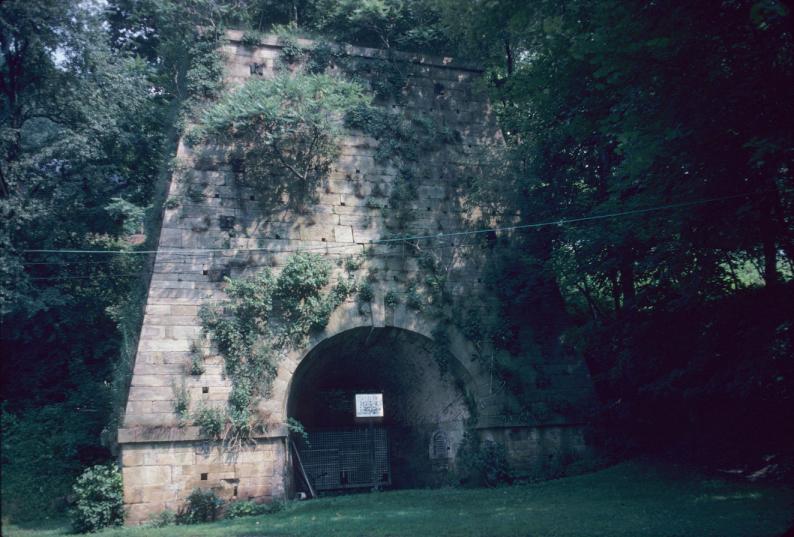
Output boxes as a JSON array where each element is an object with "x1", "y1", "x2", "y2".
[
  {"x1": 121, "y1": 437, "x2": 285, "y2": 522},
  {"x1": 118, "y1": 31, "x2": 596, "y2": 524}
]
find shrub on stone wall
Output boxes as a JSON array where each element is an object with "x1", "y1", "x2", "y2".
[
  {"x1": 198, "y1": 252, "x2": 355, "y2": 449},
  {"x1": 69, "y1": 464, "x2": 124, "y2": 533},
  {"x1": 176, "y1": 488, "x2": 223, "y2": 524},
  {"x1": 456, "y1": 432, "x2": 513, "y2": 488},
  {"x1": 199, "y1": 73, "x2": 370, "y2": 210}
]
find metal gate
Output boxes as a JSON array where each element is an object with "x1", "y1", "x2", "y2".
[{"x1": 298, "y1": 427, "x2": 390, "y2": 491}]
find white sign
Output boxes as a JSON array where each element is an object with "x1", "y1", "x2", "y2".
[{"x1": 355, "y1": 393, "x2": 384, "y2": 418}]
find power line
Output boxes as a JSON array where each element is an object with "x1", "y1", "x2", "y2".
[
  {"x1": 21, "y1": 241, "x2": 476, "y2": 266},
  {"x1": 18, "y1": 191, "x2": 754, "y2": 256},
  {"x1": 28, "y1": 274, "x2": 145, "y2": 281}
]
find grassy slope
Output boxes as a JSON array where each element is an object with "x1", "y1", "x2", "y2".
[{"x1": 4, "y1": 460, "x2": 793, "y2": 537}]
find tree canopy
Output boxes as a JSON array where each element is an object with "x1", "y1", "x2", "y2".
[{"x1": 1, "y1": 0, "x2": 792, "y2": 522}]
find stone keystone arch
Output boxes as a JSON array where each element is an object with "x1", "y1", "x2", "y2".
[{"x1": 117, "y1": 31, "x2": 595, "y2": 524}]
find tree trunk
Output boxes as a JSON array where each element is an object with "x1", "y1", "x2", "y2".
[
  {"x1": 608, "y1": 269, "x2": 621, "y2": 315},
  {"x1": 759, "y1": 192, "x2": 780, "y2": 288},
  {"x1": 504, "y1": 39, "x2": 514, "y2": 76},
  {"x1": 620, "y1": 256, "x2": 636, "y2": 311},
  {"x1": 761, "y1": 233, "x2": 779, "y2": 287}
]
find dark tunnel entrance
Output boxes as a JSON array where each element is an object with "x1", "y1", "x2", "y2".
[{"x1": 287, "y1": 326, "x2": 472, "y2": 493}]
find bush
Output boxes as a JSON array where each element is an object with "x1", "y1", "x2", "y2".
[
  {"x1": 147, "y1": 509, "x2": 175, "y2": 527},
  {"x1": 69, "y1": 464, "x2": 124, "y2": 533},
  {"x1": 176, "y1": 488, "x2": 223, "y2": 524},
  {"x1": 1, "y1": 405, "x2": 106, "y2": 522},
  {"x1": 193, "y1": 404, "x2": 225, "y2": 438},
  {"x1": 200, "y1": 74, "x2": 369, "y2": 210},
  {"x1": 226, "y1": 498, "x2": 288, "y2": 519},
  {"x1": 358, "y1": 282, "x2": 374, "y2": 302},
  {"x1": 224, "y1": 499, "x2": 269, "y2": 519},
  {"x1": 456, "y1": 432, "x2": 513, "y2": 487},
  {"x1": 384, "y1": 290, "x2": 400, "y2": 308}
]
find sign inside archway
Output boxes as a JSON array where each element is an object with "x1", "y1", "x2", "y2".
[{"x1": 355, "y1": 393, "x2": 384, "y2": 418}]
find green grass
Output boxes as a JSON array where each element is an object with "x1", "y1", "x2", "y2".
[{"x1": 4, "y1": 460, "x2": 792, "y2": 537}]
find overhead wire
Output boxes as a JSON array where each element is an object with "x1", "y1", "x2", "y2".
[{"x1": 18, "y1": 190, "x2": 755, "y2": 259}]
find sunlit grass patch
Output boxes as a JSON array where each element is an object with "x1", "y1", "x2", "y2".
[{"x1": 3, "y1": 460, "x2": 792, "y2": 537}]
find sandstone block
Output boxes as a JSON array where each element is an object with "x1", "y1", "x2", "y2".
[
  {"x1": 123, "y1": 465, "x2": 172, "y2": 488},
  {"x1": 138, "y1": 339, "x2": 192, "y2": 352},
  {"x1": 237, "y1": 483, "x2": 274, "y2": 499},
  {"x1": 125, "y1": 401, "x2": 153, "y2": 416},
  {"x1": 298, "y1": 225, "x2": 334, "y2": 242},
  {"x1": 352, "y1": 227, "x2": 382, "y2": 243},
  {"x1": 127, "y1": 386, "x2": 174, "y2": 401},
  {"x1": 125, "y1": 502, "x2": 162, "y2": 524},
  {"x1": 131, "y1": 375, "x2": 177, "y2": 387},
  {"x1": 334, "y1": 225, "x2": 354, "y2": 243},
  {"x1": 234, "y1": 461, "x2": 275, "y2": 478}
]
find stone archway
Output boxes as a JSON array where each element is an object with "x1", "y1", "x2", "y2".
[{"x1": 286, "y1": 325, "x2": 476, "y2": 491}]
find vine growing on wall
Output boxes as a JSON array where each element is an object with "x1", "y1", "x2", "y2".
[
  {"x1": 189, "y1": 35, "x2": 480, "y2": 424},
  {"x1": 197, "y1": 252, "x2": 354, "y2": 449},
  {"x1": 196, "y1": 73, "x2": 370, "y2": 210}
]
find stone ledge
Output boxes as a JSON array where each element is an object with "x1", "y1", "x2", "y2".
[
  {"x1": 475, "y1": 416, "x2": 588, "y2": 430},
  {"x1": 224, "y1": 30, "x2": 484, "y2": 73},
  {"x1": 118, "y1": 425, "x2": 288, "y2": 444}
]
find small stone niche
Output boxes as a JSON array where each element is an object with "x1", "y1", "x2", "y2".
[
  {"x1": 219, "y1": 215, "x2": 235, "y2": 230},
  {"x1": 430, "y1": 430, "x2": 450, "y2": 459}
]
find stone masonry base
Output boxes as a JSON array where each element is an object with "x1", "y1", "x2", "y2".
[{"x1": 121, "y1": 437, "x2": 287, "y2": 524}]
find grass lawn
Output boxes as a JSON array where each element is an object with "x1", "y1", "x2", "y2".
[{"x1": 4, "y1": 460, "x2": 792, "y2": 537}]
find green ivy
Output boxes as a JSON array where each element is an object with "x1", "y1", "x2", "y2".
[
  {"x1": 189, "y1": 341, "x2": 206, "y2": 375},
  {"x1": 199, "y1": 74, "x2": 369, "y2": 210},
  {"x1": 352, "y1": 57, "x2": 408, "y2": 101},
  {"x1": 172, "y1": 381, "x2": 190, "y2": 424},
  {"x1": 240, "y1": 31, "x2": 263, "y2": 48},
  {"x1": 306, "y1": 41, "x2": 343, "y2": 74},
  {"x1": 278, "y1": 34, "x2": 305, "y2": 66},
  {"x1": 286, "y1": 417, "x2": 310, "y2": 446},
  {"x1": 184, "y1": 31, "x2": 225, "y2": 105},
  {"x1": 199, "y1": 253, "x2": 354, "y2": 446},
  {"x1": 384, "y1": 290, "x2": 400, "y2": 308},
  {"x1": 358, "y1": 282, "x2": 374, "y2": 302},
  {"x1": 406, "y1": 284, "x2": 424, "y2": 311},
  {"x1": 192, "y1": 404, "x2": 224, "y2": 439}
]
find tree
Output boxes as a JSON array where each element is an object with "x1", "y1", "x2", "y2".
[
  {"x1": 0, "y1": 1, "x2": 169, "y2": 520},
  {"x1": 458, "y1": 0, "x2": 793, "y2": 453}
]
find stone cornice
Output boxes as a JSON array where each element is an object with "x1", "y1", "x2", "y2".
[
  {"x1": 118, "y1": 424, "x2": 288, "y2": 444},
  {"x1": 224, "y1": 29, "x2": 484, "y2": 73}
]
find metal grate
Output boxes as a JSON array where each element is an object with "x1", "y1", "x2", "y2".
[{"x1": 299, "y1": 428, "x2": 390, "y2": 491}]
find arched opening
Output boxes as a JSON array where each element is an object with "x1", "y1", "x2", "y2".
[{"x1": 287, "y1": 326, "x2": 473, "y2": 492}]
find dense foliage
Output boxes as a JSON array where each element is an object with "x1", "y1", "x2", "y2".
[
  {"x1": 199, "y1": 73, "x2": 369, "y2": 209},
  {"x1": 175, "y1": 489, "x2": 223, "y2": 524},
  {"x1": 69, "y1": 465, "x2": 124, "y2": 533},
  {"x1": 1, "y1": 1, "x2": 163, "y2": 521},
  {"x1": 450, "y1": 0, "x2": 794, "y2": 463},
  {"x1": 1, "y1": 0, "x2": 225, "y2": 521},
  {"x1": 225, "y1": 498, "x2": 285, "y2": 518},
  {"x1": 2, "y1": 0, "x2": 792, "y2": 524},
  {"x1": 197, "y1": 252, "x2": 354, "y2": 448}
]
